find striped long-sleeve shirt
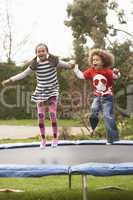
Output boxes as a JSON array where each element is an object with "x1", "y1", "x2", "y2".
[{"x1": 10, "y1": 60, "x2": 70, "y2": 102}]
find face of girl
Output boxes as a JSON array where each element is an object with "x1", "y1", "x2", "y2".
[
  {"x1": 92, "y1": 55, "x2": 103, "y2": 69},
  {"x1": 36, "y1": 46, "x2": 48, "y2": 61}
]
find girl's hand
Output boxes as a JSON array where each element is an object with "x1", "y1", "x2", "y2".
[
  {"x1": 1, "y1": 79, "x2": 12, "y2": 86},
  {"x1": 69, "y1": 60, "x2": 76, "y2": 69},
  {"x1": 74, "y1": 64, "x2": 79, "y2": 72}
]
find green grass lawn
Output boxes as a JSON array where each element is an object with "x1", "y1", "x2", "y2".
[
  {"x1": 0, "y1": 175, "x2": 133, "y2": 200},
  {"x1": 0, "y1": 119, "x2": 81, "y2": 126}
]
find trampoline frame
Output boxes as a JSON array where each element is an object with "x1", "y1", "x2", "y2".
[{"x1": 1, "y1": 140, "x2": 133, "y2": 200}]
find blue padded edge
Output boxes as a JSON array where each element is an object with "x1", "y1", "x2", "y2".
[
  {"x1": 1, "y1": 162, "x2": 133, "y2": 177},
  {"x1": 70, "y1": 162, "x2": 133, "y2": 176},
  {"x1": 75, "y1": 140, "x2": 106, "y2": 145},
  {"x1": 0, "y1": 164, "x2": 69, "y2": 177},
  {"x1": 0, "y1": 142, "x2": 40, "y2": 149},
  {"x1": 0, "y1": 140, "x2": 76, "y2": 149},
  {"x1": 112, "y1": 140, "x2": 133, "y2": 145},
  {"x1": 0, "y1": 140, "x2": 75, "y2": 149},
  {"x1": 0, "y1": 140, "x2": 133, "y2": 149}
]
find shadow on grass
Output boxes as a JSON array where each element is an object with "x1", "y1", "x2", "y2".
[{"x1": 0, "y1": 189, "x2": 133, "y2": 200}]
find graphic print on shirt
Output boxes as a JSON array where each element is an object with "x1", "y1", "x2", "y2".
[{"x1": 93, "y1": 74, "x2": 107, "y2": 93}]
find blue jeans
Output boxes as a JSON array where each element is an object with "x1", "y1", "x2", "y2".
[{"x1": 90, "y1": 95, "x2": 119, "y2": 143}]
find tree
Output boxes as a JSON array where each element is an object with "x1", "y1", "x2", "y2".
[
  {"x1": 0, "y1": 0, "x2": 31, "y2": 64},
  {"x1": 3, "y1": 0, "x2": 13, "y2": 64},
  {"x1": 107, "y1": 0, "x2": 133, "y2": 39},
  {"x1": 65, "y1": 0, "x2": 132, "y2": 52},
  {"x1": 0, "y1": 0, "x2": 13, "y2": 63},
  {"x1": 65, "y1": 0, "x2": 133, "y2": 117},
  {"x1": 65, "y1": 0, "x2": 109, "y2": 112},
  {"x1": 65, "y1": 0, "x2": 108, "y2": 49},
  {"x1": 109, "y1": 40, "x2": 133, "y2": 116}
]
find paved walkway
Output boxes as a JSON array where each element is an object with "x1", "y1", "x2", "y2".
[{"x1": 0, "y1": 125, "x2": 88, "y2": 139}]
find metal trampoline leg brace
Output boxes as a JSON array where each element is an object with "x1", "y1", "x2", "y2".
[
  {"x1": 82, "y1": 175, "x2": 88, "y2": 200},
  {"x1": 69, "y1": 174, "x2": 72, "y2": 189}
]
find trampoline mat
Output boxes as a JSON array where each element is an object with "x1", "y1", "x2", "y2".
[{"x1": 0, "y1": 145, "x2": 133, "y2": 165}]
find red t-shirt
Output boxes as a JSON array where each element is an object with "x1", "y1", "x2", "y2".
[{"x1": 83, "y1": 67, "x2": 114, "y2": 96}]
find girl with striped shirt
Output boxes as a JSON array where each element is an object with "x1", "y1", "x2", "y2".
[{"x1": 2, "y1": 43, "x2": 74, "y2": 148}]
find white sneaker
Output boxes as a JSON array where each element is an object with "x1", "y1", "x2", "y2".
[
  {"x1": 40, "y1": 141, "x2": 46, "y2": 149},
  {"x1": 51, "y1": 139, "x2": 58, "y2": 148},
  {"x1": 106, "y1": 142, "x2": 112, "y2": 145}
]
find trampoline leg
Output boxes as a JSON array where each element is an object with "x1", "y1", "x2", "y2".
[
  {"x1": 69, "y1": 174, "x2": 72, "y2": 189},
  {"x1": 82, "y1": 175, "x2": 88, "y2": 200}
]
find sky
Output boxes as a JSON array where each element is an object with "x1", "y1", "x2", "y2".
[
  {"x1": 0, "y1": 0, "x2": 73, "y2": 64},
  {"x1": 0, "y1": 0, "x2": 133, "y2": 64}
]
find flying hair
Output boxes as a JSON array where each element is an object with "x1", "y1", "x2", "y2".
[{"x1": 88, "y1": 48, "x2": 115, "y2": 68}]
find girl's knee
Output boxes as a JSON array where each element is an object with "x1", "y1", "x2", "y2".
[
  {"x1": 38, "y1": 113, "x2": 45, "y2": 120},
  {"x1": 49, "y1": 112, "x2": 57, "y2": 122}
]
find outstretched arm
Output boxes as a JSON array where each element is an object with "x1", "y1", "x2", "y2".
[
  {"x1": 57, "y1": 60, "x2": 75, "y2": 69},
  {"x1": 2, "y1": 67, "x2": 32, "y2": 86},
  {"x1": 73, "y1": 64, "x2": 85, "y2": 79}
]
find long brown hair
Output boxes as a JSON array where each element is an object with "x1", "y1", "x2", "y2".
[{"x1": 26, "y1": 43, "x2": 59, "y2": 70}]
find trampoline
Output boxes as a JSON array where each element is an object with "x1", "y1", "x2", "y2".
[{"x1": 0, "y1": 140, "x2": 133, "y2": 200}]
